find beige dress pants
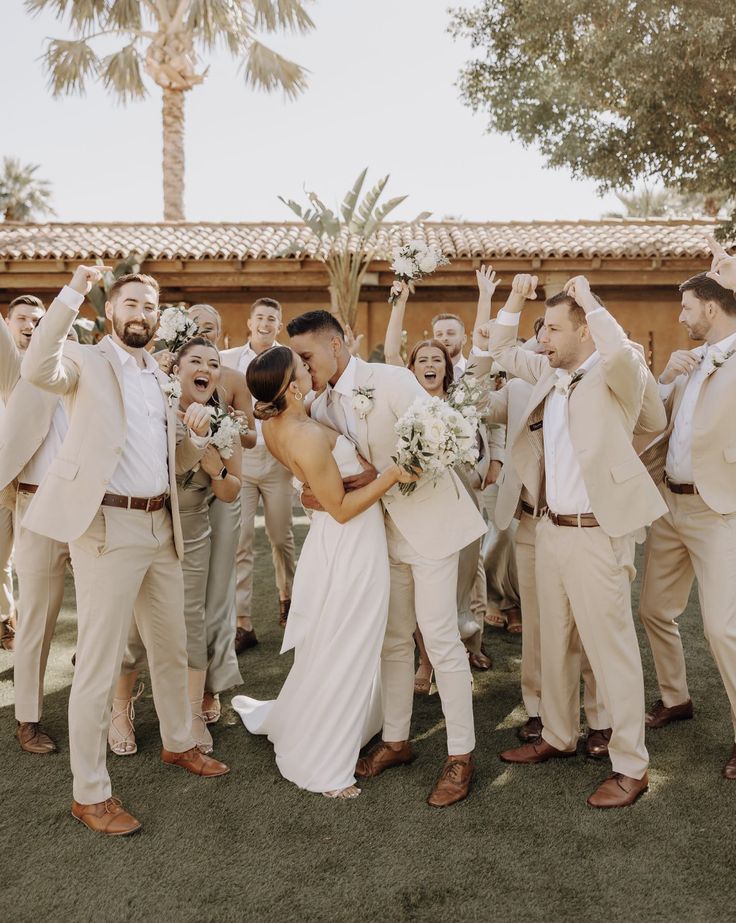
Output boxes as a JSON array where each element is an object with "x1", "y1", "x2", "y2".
[
  {"x1": 236, "y1": 445, "x2": 296, "y2": 621},
  {"x1": 639, "y1": 487, "x2": 736, "y2": 737},
  {"x1": 535, "y1": 518, "x2": 648, "y2": 779},
  {"x1": 0, "y1": 505, "x2": 14, "y2": 622},
  {"x1": 382, "y1": 516, "x2": 475, "y2": 755},
  {"x1": 69, "y1": 505, "x2": 193, "y2": 804},
  {"x1": 13, "y1": 490, "x2": 71, "y2": 722},
  {"x1": 481, "y1": 483, "x2": 520, "y2": 611},
  {"x1": 516, "y1": 512, "x2": 610, "y2": 729}
]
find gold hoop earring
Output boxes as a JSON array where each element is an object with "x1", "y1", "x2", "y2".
[{"x1": 294, "y1": 389, "x2": 303, "y2": 401}]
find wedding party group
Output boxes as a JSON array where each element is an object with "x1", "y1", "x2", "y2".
[{"x1": 1, "y1": 232, "x2": 736, "y2": 837}]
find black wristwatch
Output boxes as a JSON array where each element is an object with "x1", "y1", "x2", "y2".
[{"x1": 216, "y1": 466, "x2": 228, "y2": 481}]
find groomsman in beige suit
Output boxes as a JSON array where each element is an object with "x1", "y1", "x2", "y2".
[
  {"x1": 488, "y1": 273, "x2": 667, "y2": 808},
  {"x1": 221, "y1": 298, "x2": 296, "y2": 649},
  {"x1": 21, "y1": 266, "x2": 230, "y2": 836},
  {"x1": 638, "y1": 269, "x2": 736, "y2": 779}
]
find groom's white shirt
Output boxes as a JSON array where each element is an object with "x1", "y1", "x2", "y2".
[{"x1": 311, "y1": 357, "x2": 486, "y2": 560}]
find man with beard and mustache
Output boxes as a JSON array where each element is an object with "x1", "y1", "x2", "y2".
[{"x1": 21, "y1": 266, "x2": 230, "y2": 836}]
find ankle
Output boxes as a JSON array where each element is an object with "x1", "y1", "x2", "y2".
[{"x1": 383, "y1": 740, "x2": 408, "y2": 752}]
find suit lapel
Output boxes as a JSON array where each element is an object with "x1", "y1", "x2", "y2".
[
  {"x1": 97, "y1": 336, "x2": 126, "y2": 405},
  {"x1": 352, "y1": 359, "x2": 373, "y2": 462}
]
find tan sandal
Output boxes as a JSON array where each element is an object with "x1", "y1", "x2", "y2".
[
  {"x1": 323, "y1": 785, "x2": 361, "y2": 799},
  {"x1": 506, "y1": 608, "x2": 523, "y2": 634},
  {"x1": 484, "y1": 606, "x2": 507, "y2": 629},
  {"x1": 108, "y1": 682, "x2": 144, "y2": 756},
  {"x1": 202, "y1": 692, "x2": 221, "y2": 725}
]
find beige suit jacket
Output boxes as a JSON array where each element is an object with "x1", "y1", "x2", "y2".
[
  {"x1": 488, "y1": 309, "x2": 668, "y2": 538},
  {"x1": 640, "y1": 350, "x2": 736, "y2": 513},
  {"x1": 19, "y1": 297, "x2": 205, "y2": 558},
  {"x1": 311, "y1": 358, "x2": 486, "y2": 560},
  {"x1": 220, "y1": 344, "x2": 248, "y2": 372}
]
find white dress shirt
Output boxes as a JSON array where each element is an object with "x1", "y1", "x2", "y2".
[
  {"x1": 453, "y1": 354, "x2": 467, "y2": 381},
  {"x1": 234, "y1": 341, "x2": 267, "y2": 447},
  {"x1": 327, "y1": 355, "x2": 358, "y2": 441},
  {"x1": 21, "y1": 400, "x2": 69, "y2": 486},
  {"x1": 662, "y1": 330, "x2": 736, "y2": 483}
]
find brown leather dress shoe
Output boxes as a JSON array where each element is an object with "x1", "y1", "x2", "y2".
[
  {"x1": 278, "y1": 599, "x2": 291, "y2": 628},
  {"x1": 355, "y1": 740, "x2": 414, "y2": 778},
  {"x1": 585, "y1": 727, "x2": 612, "y2": 759},
  {"x1": 645, "y1": 698, "x2": 693, "y2": 729},
  {"x1": 587, "y1": 772, "x2": 648, "y2": 808},
  {"x1": 72, "y1": 797, "x2": 142, "y2": 836},
  {"x1": 234, "y1": 626, "x2": 258, "y2": 654},
  {"x1": 722, "y1": 744, "x2": 736, "y2": 780},
  {"x1": 16, "y1": 721, "x2": 57, "y2": 754},
  {"x1": 517, "y1": 716, "x2": 543, "y2": 742},
  {"x1": 161, "y1": 746, "x2": 230, "y2": 777},
  {"x1": 500, "y1": 739, "x2": 577, "y2": 764},
  {"x1": 427, "y1": 755, "x2": 475, "y2": 807}
]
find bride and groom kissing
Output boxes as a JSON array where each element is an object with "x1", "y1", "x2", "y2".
[{"x1": 232, "y1": 309, "x2": 487, "y2": 805}]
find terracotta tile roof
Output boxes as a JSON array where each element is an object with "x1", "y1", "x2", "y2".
[{"x1": 0, "y1": 219, "x2": 721, "y2": 262}]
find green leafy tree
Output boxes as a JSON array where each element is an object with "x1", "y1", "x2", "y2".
[
  {"x1": 0, "y1": 156, "x2": 55, "y2": 222},
  {"x1": 450, "y1": 1, "x2": 736, "y2": 235},
  {"x1": 27, "y1": 0, "x2": 314, "y2": 221}
]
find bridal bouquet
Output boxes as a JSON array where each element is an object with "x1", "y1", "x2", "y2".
[
  {"x1": 156, "y1": 306, "x2": 198, "y2": 353},
  {"x1": 393, "y1": 396, "x2": 479, "y2": 495},
  {"x1": 389, "y1": 239, "x2": 449, "y2": 305},
  {"x1": 446, "y1": 373, "x2": 490, "y2": 427}
]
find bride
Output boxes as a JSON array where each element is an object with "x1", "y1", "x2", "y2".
[{"x1": 232, "y1": 346, "x2": 415, "y2": 799}]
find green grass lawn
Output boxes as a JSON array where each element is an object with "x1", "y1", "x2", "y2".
[{"x1": 1, "y1": 524, "x2": 735, "y2": 923}]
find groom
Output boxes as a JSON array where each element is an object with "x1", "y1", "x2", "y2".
[{"x1": 289, "y1": 311, "x2": 487, "y2": 807}]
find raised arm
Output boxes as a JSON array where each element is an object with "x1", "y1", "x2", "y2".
[
  {"x1": 485, "y1": 274, "x2": 549, "y2": 384},
  {"x1": 0, "y1": 314, "x2": 22, "y2": 401},
  {"x1": 384, "y1": 282, "x2": 410, "y2": 367},
  {"x1": 473, "y1": 264, "x2": 499, "y2": 331}
]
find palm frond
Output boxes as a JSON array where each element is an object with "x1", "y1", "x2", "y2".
[
  {"x1": 353, "y1": 174, "x2": 390, "y2": 234},
  {"x1": 243, "y1": 39, "x2": 309, "y2": 99},
  {"x1": 24, "y1": 0, "x2": 103, "y2": 32},
  {"x1": 340, "y1": 167, "x2": 368, "y2": 226},
  {"x1": 101, "y1": 43, "x2": 146, "y2": 100},
  {"x1": 43, "y1": 37, "x2": 100, "y2": 96},
  {"x1": 0, "y1": 157, "x2": 55, "y2": 222},
  {"x1": 108, "y1": 0, "x2": 144, "y2": 31},
  {"x1": 185, "y1": 0, "x2": 251, "y2": 52},
  {"x1": 361, "y1": 195, "x2": 409, "y2": 239},
  {"x1": 252, "y1": 0, "x2": 315, "y2": 34}
]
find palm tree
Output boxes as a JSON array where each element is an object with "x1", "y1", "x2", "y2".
[
  {"x1": 0, "y1": 156, "x2": 55, "y2": 222},
  {"x1": 604, "y1": 182, "x2": 732, "y2": 219},
  {"x1": 26, "y1": 0, "x2": 314, "y2": 220}
]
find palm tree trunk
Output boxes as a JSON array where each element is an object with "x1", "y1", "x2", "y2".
[{"x1": 162, "y1": 87, "x2": 186, "y2": 221}]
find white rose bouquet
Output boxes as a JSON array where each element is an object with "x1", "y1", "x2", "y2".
[
  {"x1": 156, "y1": 306, "x2": 198, "y2": 353},
  {"x1": 208, "y1": 405, "x2": 248, "y2": 459},
  {"x1": 389, "y1": 239, "x2": 450, "y2": 305},
  {"x1": 393, "y1": 396, "x2": 479, "y2": 495},
  {"x1": 446, "y1": 372, "x2": 494, "y2": 427}
]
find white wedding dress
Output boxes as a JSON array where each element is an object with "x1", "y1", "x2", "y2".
[{"x1": 232, "y1": 435, "x2": 389, "y2": 793}]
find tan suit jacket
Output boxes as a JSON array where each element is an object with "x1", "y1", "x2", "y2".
[
  {"x1": 489, "y1": 309, "x2": 668, "y2": 538},
  {"x1": 639, "y1": 350, "x2": 736, "y2": 513},
  {"x1": 220, "y1": 344, "x2": 248, "y2": 372},
  {"x1": 19, "y1": 297, "x2": 205, "y2": 558},
  {"x1": 310, "y1": 358, "x2": 486, "y2": 560}
]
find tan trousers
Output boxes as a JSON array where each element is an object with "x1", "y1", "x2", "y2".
[
  {"x1": 516, "y1": 512, "x2": 610, "y2": 729},
  {"x1": 69, "y1": 505, "x2": 193, "y2": 804},
  {"x1": 236, "y1": 445, "x2": 296, "y2": 620},
  {"x1": 481, "y1": 483, "x2": 520, "y2": 611},
  {"x1": 639, "y1": 488, "x2": 736, "y2": 737},
  {"x1": 536, "y1": 518, "x2": 648, "y2": 779},
  {"x1": 0, "y1": 506, "x2": 14, "y2": 621},
  {"x1": 13, "y1": 490, "x2": 71, "y2": 722},
  {"x1": 382, "y1": 516, "x2": 475, "y2": 755}
]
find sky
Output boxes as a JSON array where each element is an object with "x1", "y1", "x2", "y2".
[{"x1": 2, "y1": 0, "x2": 622, "y2": 224}]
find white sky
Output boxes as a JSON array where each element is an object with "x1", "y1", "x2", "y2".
[{"x1": 2, "y1": 0, "x2": 621, "y2": 223}]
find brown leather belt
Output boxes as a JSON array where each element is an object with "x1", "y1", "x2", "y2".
[
  {"x1": 17, "y1": 482, "x2": 38, "y2": 494},
  {"x1": 664, "y1": 474, "x2": 699, "y2": 495},
  {"x1": 101, "y1": 492, "x2": 168, "y2": 512},
  {"x1": 547, "y1": 511, "x2": 599, "y2": 528},
  {"x1": 520, "y1": 501, "x2": 545, "y2": 518}
]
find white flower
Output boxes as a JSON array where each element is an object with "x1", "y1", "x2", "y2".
[
  {"x1": 162, "y1": 376, "x2": 182, "y2": 408},
  {"x1": 409, "y1": 238, "x2": 426, "y2": 252},
  {"x1": 418, "y1": 252, "x2": 438, "y2": 273},
  {"x1": 707, "y1": 347, "x2": 734, "y2": 375},
  {"x1": 392, "y1": 254, "x2": 418, "y2": 278},
  {"x1": 157, "y1": 307, "x2": 199, "y2": 351}
]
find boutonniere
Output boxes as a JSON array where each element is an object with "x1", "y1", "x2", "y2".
[
  {"x1": 162, "y1": 375, "x2": 182, "y2": 408},
  {"x1": 553, "y1": 369, "x2": 585, "y2": 398},
  {"x1": 706, "y1": 348, "x2": 735, "y2": 377},
  {"x1": 352, "y1": 386, "x2": 375, "y2": 420}
]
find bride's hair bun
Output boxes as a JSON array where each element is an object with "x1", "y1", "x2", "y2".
[{"x1": 246, "y1": 345, "x2": 296, "y2": 421}]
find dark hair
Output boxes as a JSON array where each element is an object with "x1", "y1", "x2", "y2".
[
  {"x1": 431, "y1": 312, "x2": 465, "y2": 331},
  {"x1": 545, "y1": 290, "x2": 604, "y2": 329},
  {"x1": 8, "y1": 294, "x2": 44, "y2": 318},
  {"x1": 679, "y1": 272, "x2": 736, "y2": 315},
  {"x1": 246, "y1": 345, "x2": 296, "y2": 420},
  {"x1": 533, "y1": 316, "x2": 545, "y2": 338},
  {"x1": 109, "y1": 272, "x2": 160, "y2": 302},
  {"x1": 286, "y1": 310, "x2": 344, "y2": 340},
  {"x1": 173, "y1": 336, "x2": 221, "y2": 407},
  {"x1": 407, "y1": 339, "x2": 454, "y2": 394},
  {"x1": 250, "y1": 297, "x2": 282, "y2": 316}
]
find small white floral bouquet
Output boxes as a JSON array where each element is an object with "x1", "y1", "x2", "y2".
[
  {"x1": 392, "y1": 396, "x2": 479, "y2": 495},
  {"x1": 446, "y1": 373, "x2": 493, "y2": 426},
  {"x1": 208, "y1": 405, "x2": 248, "y2": 459},
  {"x1": 389, "y1": 239, "x2": 450, "y2": 305},
  {"x1": 156, "y1": 306, "x2": 198, "y2": 353},
  {"x1": 162, "y1": 376, "x2": 182, "y2": 408}
]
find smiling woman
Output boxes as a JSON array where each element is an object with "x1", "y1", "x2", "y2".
[{"x1": 407, "y1": 339, "x2": 454, "y2": 398}]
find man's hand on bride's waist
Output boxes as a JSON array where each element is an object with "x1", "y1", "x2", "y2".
[{"x1": 343, "y1": 455, "x2": 378, "y2": 492}]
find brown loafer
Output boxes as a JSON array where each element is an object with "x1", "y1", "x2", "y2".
[
  {"x1": 72, "y1": 797, "x2": 141, "y2": 836},
  {"x1": 585, "y1": 727, "x2": 612, "y2": 760},
  {"x1": 517, "y1": 716, "x2": 543, "y2": 742},
  {"x1": 500, "y1": 739, "x2": 577, "y2": 764},
  {"x1": 161, "y1": 746, "x2": 230, "y2": 777},
  {"x1": 234, "y1": 627, "x2": 258, "y2": 655},
  {"x1": 16, "y1": 721, "x2": 57, "y2": 754},
  {"x1": 587, "y1": 772, "x2": 648, "y2": 808},
  {"x1": 645, "y1": 698, "x2": 693, "y2": 729},
  {"x1": 278, "y1": 599, "x2": 291, "y2": 628},
  {"x1": 722, "y1": 744, "x2": 736, "y2": 780},
  {"x1": 355, "y1": 740, "x2": 414, "y2": 778},
  {"x1": 427, "y1": 754, "x2": 474, "y2": 808}
]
